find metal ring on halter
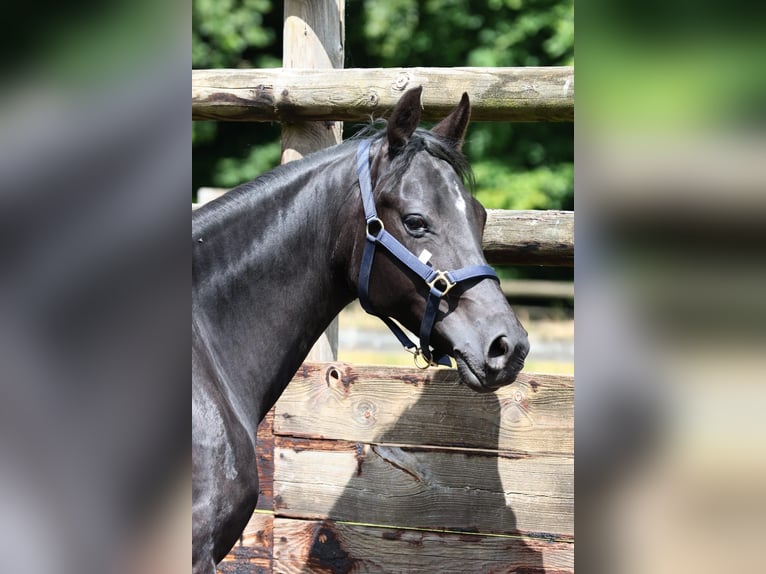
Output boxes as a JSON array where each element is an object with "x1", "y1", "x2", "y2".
[
  {"x1": 408, "y1": 347, "x2": 434, "y2": 369},
  {"x1": 414, "y1": 352, "x2": 433, "y2": 369},
  {"x1": 365, "y1": 217, "x2": 385, "y2": 241},
  {"x1": 427, "y1": 270, "x2": 456, "y2": 297}
]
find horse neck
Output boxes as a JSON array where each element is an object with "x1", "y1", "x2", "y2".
[{"x1": 192, "y1": 146, "x2": 359, "y2": 432}]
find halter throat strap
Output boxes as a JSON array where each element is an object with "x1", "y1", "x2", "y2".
[{"x1": 355, "y1": 139, "x2": 499, "y2": 368}]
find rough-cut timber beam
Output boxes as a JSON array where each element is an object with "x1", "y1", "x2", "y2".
[
  {"x1": 485, "y1": 209, "x2": 573, "y2": 266},
  {"x1": 192, "y1": 67, "x2": 574, "y2": 123}
]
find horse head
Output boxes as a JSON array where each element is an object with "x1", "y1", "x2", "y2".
[{"x1": 346, "y1": 86, "x2": 529, "y2": 392}]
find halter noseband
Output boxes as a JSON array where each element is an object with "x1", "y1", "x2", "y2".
[{"x1": 355, "y1": 139, "x2": 500, "y2": 369}]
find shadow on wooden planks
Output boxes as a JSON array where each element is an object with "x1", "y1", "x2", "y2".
[{"x1": 272, "y1": 364, "x2": 573, "y2": 573}]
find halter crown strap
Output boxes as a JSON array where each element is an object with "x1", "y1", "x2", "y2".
[{"x1": 355, "y1": 139, "x2": 499, "y2": 368}]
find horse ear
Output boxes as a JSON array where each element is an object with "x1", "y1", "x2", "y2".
[
  {"x1": 431, "y1": 92, "x2": 471, "y2": 150},
  {"x1": 387, "y1": 86, "x2": 423, "y2": 155}
]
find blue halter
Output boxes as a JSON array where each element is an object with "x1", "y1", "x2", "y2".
[{"x1": 355, "y1": 139, "x2": 500, "y2": 368}]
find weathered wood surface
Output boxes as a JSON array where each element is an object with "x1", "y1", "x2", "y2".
[
  {"x1": 219, "y1": 411, "x2": 276, "y2": 571},
  {"x1": 276, "y1": 363, "x2": 573, "y2": 456},
  {"x1": 281, "y1": 0, "x2": 344, "y2": 161},
  {"x1": 193, "y1": 195, "x2": 573, "y2": 266},
  {"x1": 218, "y1": 512, "x2": 273, "y2": 574},
  {"x1": 255, "y1": 409, "x2": 275, "y2": 511},
  {"x1": 271, "y1": 518, "x2": 574, "y2": 573},
  {"x1": 273, "y1": 437, "x2": 573, "y2": 537},
  {"x1": 193, "y1": 66, "x2": 574, "y2": 123},
  {"x1": 220, "y1": 364, "x2": 574, "y2": 570},
  {"x1": 485, "y1": 209, "x2": 573, "y2": 266}
]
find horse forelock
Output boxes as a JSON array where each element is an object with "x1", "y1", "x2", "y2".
[{"x1": 356, "y1": 126, "x2": 475, "y2": 195}]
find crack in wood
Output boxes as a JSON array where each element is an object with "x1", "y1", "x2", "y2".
[{"x1": 371, "y1": 444, "x2": 433, "y2": 485}]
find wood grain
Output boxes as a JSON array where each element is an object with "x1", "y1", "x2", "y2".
[
  {"x1": 255, "y1": 408, "x2": 275, "y2": 510},
  {"x1": 281, "y1": 0, "x2": 345, "y2": 161},
  {"x1": 192, "y1": 67, "x2": 574, "y2": 123},
  {"x1": 485, "y1": 209, "x2": 574, "y2": 266},
  {"x1": 275, "y1": 363, "x2": 573, "y2": 456},
  {"x1": 273, "y1": 437, "x2": 573, "y2": 537},
  {"x1": 271, "y1": 517, "x2": 574, "y2": 573},
  {"x1": 218, "y1": 512, "x2": 273, "y2": 574},
  {"x1": 219, "y1": 410, "x2": 275, "y2": 570}
]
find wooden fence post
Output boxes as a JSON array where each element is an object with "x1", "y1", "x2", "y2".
[{"x1": 282, "y1": 0, "x2": 345, "y2": 361}]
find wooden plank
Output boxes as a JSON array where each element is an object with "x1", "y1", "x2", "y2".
[
  {"x1": 272, "y1": 517, "x2": 574, "y2": 573},
  {"x1": 219, "y1": 409, "x2": 275, "y2": 570},
  {"x1": 273, "y1": 437, "x2": 573, "y2": 537},
  {"x1": 192, "y1": 66, "x2": 574, "y2": 123},
  {"x1": 281, "y1": 0, "x2": 344, "y2": 361},
  {"x1": 275, "y1": 363, "x2": 573, "y2": 456},
  {"x1": 218, "y1": 512, "x2": 273, "y2": 574},
  {"x1": 485, "y1": 209, "x2": 573, "y2": 266},
  {"x1": 255, "y1": 408, "x2": 275, "y2": 511}
]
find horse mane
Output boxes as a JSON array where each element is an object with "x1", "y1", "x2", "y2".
[
  {"x1": 194, "y1": 122, "x2": 476, "y2": 233},
  {"x1": 193, "y1": 142, "x2": 354, "y2": 232}
]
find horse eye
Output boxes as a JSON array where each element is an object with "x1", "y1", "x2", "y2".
[{"x1": 403, "y1": 214, "x2": 428, "y2": 234}]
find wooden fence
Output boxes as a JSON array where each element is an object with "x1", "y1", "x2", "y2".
[
  {"x1": 216, "y1": 364, "x2": 573, "y2": 573},
  {"x1": 194, "y1": 1, "x2": 573, "y2": 571}
]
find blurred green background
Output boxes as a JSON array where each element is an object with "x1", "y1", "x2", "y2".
[{"x1": 192, "y1": 0, "x2": 573, "y2": 281}]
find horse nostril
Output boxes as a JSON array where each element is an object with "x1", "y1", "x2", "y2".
[
  {"x1": 487, "y1": 335, "x2": 529, "y2": 375},
  {"x1": 488, "y1": 335, "x2": 510, "y2": 361}
]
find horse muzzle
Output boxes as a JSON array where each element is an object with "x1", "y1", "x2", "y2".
[
  {"x1": 452, "y1": 332, "x2": 529, "y2": 392},
  {"x1": 435, "y1": 283, "x2": 530, "y2": 392}
]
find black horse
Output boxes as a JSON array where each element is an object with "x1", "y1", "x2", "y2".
[{"x1": 192, "y1": 87, "x2": 529, "y2": 573}]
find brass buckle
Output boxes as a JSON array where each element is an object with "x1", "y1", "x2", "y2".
[{"x1": 427, "y1": 270, "x2": 455, "y2": 297}]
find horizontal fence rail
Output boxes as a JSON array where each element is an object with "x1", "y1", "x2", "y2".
[
  {"x1": 276, "y1": 364, "x2": 574, "y2": 458},
  {"x1": 193, "y1": 67, "x2": 574, "y2": 123},
  {"x1": 485, "y1": 209, "x2": 573, "y2": 266}
]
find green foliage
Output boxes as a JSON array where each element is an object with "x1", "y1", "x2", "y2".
[
  {"x1": 192, "y1": 0, "x2": 278, "y2": 69},
  {"x1": 192, "y1": 0, "x2": 283, "y2": 190},
  {"x1": 192, "y1": 0, "x2": 574, "y2": 242},
  {"x1": 192, "y1": 121, "x2": 217, "y2": 146},
  {"x1": 359, "y1": 0, "x2": 573, "y2": 68},
  {"x1": 213, "y1": 139, "x2": 283, "y2": 188},
  {"x1": 474, "y1": 162, "x2": 574, "y2": 210}
]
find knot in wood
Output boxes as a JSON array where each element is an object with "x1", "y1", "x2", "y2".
[
  {"x1": 352, "y1": 399, "x2": 377, "y2": 427},
  {"x1": 393, "y1": 72, "x2": 411, "y2": 91},
  {"x1": 325, "y1": 366, "x2": 342, "y2": 387}
]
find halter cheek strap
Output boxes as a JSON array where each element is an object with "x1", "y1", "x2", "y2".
[{"x1": 355, "y1": 139, "x2": 499, "y2": 368}]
